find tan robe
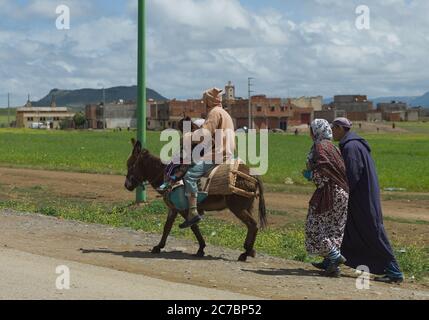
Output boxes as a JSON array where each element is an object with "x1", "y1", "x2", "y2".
[{"x1": 198, "y1": 106, "x2": 236, "y2": 162}]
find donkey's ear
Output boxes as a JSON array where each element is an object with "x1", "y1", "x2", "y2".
[{"x1": 133, "y1": 140, "x2": 142, "y2": 154}]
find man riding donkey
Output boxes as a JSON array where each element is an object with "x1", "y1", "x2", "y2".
[{"x1": 179, "y1": 87, "x2": 236, "y2": 229}]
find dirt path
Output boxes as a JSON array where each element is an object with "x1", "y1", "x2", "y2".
[
  {"x1": 0, "y1": 247, "x2": 258, "y2": 300},
  {"x1": 0, "y1": 209, "x2": 428, "y2": 300},
  {"x1": 0, "y1": 167, "x2": 427, "y2": 222},
  {"x1": 1, "y1": 167, "x2": 428, "y2": 247}
]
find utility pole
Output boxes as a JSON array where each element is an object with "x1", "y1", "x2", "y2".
[
  {"x1": 136, "y1": 0, "x2": 147, "y2": 203},
  {"x1": 248, "y1": 77, "x2": 255, "y2": 130},
  {"x1": 7, "y1": 93, "x2": 10, "y2": 127}
]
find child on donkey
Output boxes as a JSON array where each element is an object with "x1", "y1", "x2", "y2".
[{"x1": 157, "y1": 117, "x2": 203, "y2": 193}]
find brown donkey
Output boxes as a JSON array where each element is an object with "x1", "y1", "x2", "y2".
[{"x1": 124, "y1": 139, "x2": 267, "y2": 262}]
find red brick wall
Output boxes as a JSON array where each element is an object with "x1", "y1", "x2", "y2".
[{"x1": 169, "y1": 99, "x2": 206, "y2": 118}]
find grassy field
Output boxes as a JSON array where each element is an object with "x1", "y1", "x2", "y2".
[
  {"x1": 0, "y1": 116, "x2": 14, "y2": 126},
  {"x1": 0, "y1": 108, "x2": 15, "y2": 126},
  {"x1": 0, "y1": 127, "x2": 428, "y2": 191}
]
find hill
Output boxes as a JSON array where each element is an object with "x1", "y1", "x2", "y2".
[{"x1": 32, "y1": 86, "x2": 168, "y2": 108}]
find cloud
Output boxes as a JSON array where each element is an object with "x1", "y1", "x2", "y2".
[{"x1": 1, "y1": 0, "x2": 429, "y2": 106}]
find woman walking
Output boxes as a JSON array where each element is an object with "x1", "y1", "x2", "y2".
[{"x1": 304, "y1": 119, "x2": 349, "y2": 277}]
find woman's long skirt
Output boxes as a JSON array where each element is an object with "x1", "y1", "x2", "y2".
[{"x1": 305, "y1": 185, "x2": 349, "y2": 256}]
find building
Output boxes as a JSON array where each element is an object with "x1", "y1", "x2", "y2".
[
  {"x1": 314, "y1": 110, "x2": 347, "y2": 123},
  {"x1": 326, "y1": 95, "x2": 373, "y2": 114},
  {"x1": 85, "y1": 101, "x2": 138, "y2": 129},
  {"x1": 16, "y1": 97, "x2": 75, "y2": 129},
  {"x1": 228, "y1": 95, "x2": 290, "y2": 130},
  {"x1": 377, "y1": 101, "x2": 422, "y2": 122},
  {"x1": 289, "y1": 96, "x2": 323, "y2": 111},
  {"x1": 147, "y1": 101, "x2": 170, "y2": 130},
  {"x1": 224, "y1": 81, "x2": 236, "y2": 102},
  {"x1": 321, "y1": 95, "x2": 374, "y2": 122},
  {"x1": 377, "y1": 101, "x2": 407, "y2": 113},
  {"x1": 366, "y1": 111, "x2": 383, "y2": 122},
  {"x1": 405, "y1": 109, "x2": 419, "y2": 121},
  {"x1": 168, "y1": 99, "x2": 206, "y2": 129}
]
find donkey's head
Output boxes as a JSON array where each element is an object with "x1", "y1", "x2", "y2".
[{"x1": 124, "y1": 138, "x2": 150, "y2": 191}]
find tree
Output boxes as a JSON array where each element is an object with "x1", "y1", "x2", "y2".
[{"x1": 73, "y1": 112, "x2": 86, "y2": 129}]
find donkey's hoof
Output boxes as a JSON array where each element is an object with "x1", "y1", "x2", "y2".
[
  {"x1": 195, "y1": 250, "x2": 205, "y2": 258},
  {"x1": 238, "y1": 253, "x2": 248, "y2": 262},
  {"x1": 151, "y1": 246, "x2": 162, "y2": 254},
  {"x1": 248, "y1": 249, "x2": 256, "y2": 258}
]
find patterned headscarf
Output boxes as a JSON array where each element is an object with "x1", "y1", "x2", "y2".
[
  {"x1": 307, "y1": 119, "x2": 333, "y2": 164},
  {"x1": 203, "y1": 87, "x2": 223, "y2": 110},
  {"x1": 311, "y1": 119, "x2": 333, "y2": 143}
]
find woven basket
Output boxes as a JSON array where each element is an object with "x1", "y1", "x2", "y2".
[{"x1": 204, "y1": 161, "x2": 258, "y2": 198}]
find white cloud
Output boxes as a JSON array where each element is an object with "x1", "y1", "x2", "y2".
[{"x1": 1, "y1": 0, "x2": 429, "y2": 106}]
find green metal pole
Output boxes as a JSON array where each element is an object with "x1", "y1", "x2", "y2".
[{"x1": 137, "y1": 0, "x2": 147, "y2": 203}]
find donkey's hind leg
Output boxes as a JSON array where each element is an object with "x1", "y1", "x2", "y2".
[
  {"x1": 152, "y1": 209, "x2": 178, "y2": 254},
  {"x1": 228, "y1": 203, "x2": 258, "y2": 262}
]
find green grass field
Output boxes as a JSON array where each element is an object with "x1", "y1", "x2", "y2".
[
  {"x1": 0, "y1": 127, "x2": 428, "y2": 191},
  {"x1": 0, "y1": 108, "x2": 15, "y2": 126},
  {"x1": 0, "y1": 116, "x2": 14, "y2": 126}
]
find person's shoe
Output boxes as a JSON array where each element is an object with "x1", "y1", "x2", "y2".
[
  {"x1": 325, "y1": 255, "x2": 347, "y2": 277},
  {"x1": 374, "y1": 275, "x2": 404, "y2": 284},
  {"x1": 179, "y1": 215, "x2": 202, "y2": 229},
  {"x1": 312, "y1": 258, "x2": 329, "y2": 271},
  {"x1": 325, "y1": 266, "x2": 341, "y2": 278},
  {"x1": 156, "y1": 182, "x2": 171, "y2": 193}
]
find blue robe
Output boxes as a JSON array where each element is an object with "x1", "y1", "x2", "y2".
[{"x1": 339, "y1": 132, "x2": 400, "y2": 275}]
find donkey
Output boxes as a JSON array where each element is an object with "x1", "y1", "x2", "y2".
[{"x1": 124, "y1": 139, "x2": 267, "y2": 262}]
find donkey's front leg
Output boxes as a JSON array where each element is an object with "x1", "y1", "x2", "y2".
[{"x1": 152, "y1": 209, "x2": 178, "y2": 254}]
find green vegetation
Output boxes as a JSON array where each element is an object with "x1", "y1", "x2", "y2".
[
  {"x1": 73, "y1": 112, "x2": 87, "y2": 128},
  {"x1": 396, "y1": 121, "x2": 429, "y2": 134},
  {"x1": 0, "y1": 127, "x2": 428, "y2": 191}
]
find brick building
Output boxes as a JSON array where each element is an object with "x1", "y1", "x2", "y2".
[{"x1": 229, "y1": 95, "x2": 290, "y2": 130}]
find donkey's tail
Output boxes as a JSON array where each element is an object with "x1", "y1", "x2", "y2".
[{"x1": 256, "y1": 176, "x2": 267, "y2": 229}]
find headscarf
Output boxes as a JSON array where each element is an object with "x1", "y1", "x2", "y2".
[
  {"x1": 203, "y1": 87, "x2": 223, "y2": 110},
  {"x1": 307, "y1": 119, "x2": 333, "y2": 165},
  {"x1": 311, "y1": 119, "x2": 333, "y2": 143}
]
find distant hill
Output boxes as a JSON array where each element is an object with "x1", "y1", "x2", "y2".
[
  {"x1": 32, "y1": 86, "x2": 168, "y2": 109},
  {"x1": 324, "y1": 92, "x2": 429, "y2": 109},
  {"x1": 370, "y1": 96, "x2": 418, "y2": 105},
  {"x1": 411, "y1": 91, "x2": 429, "y2": 108}
]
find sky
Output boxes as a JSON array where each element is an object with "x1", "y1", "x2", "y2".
[{"x1": 0, "y1": 0, "x2": 428, "y2": 106}]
